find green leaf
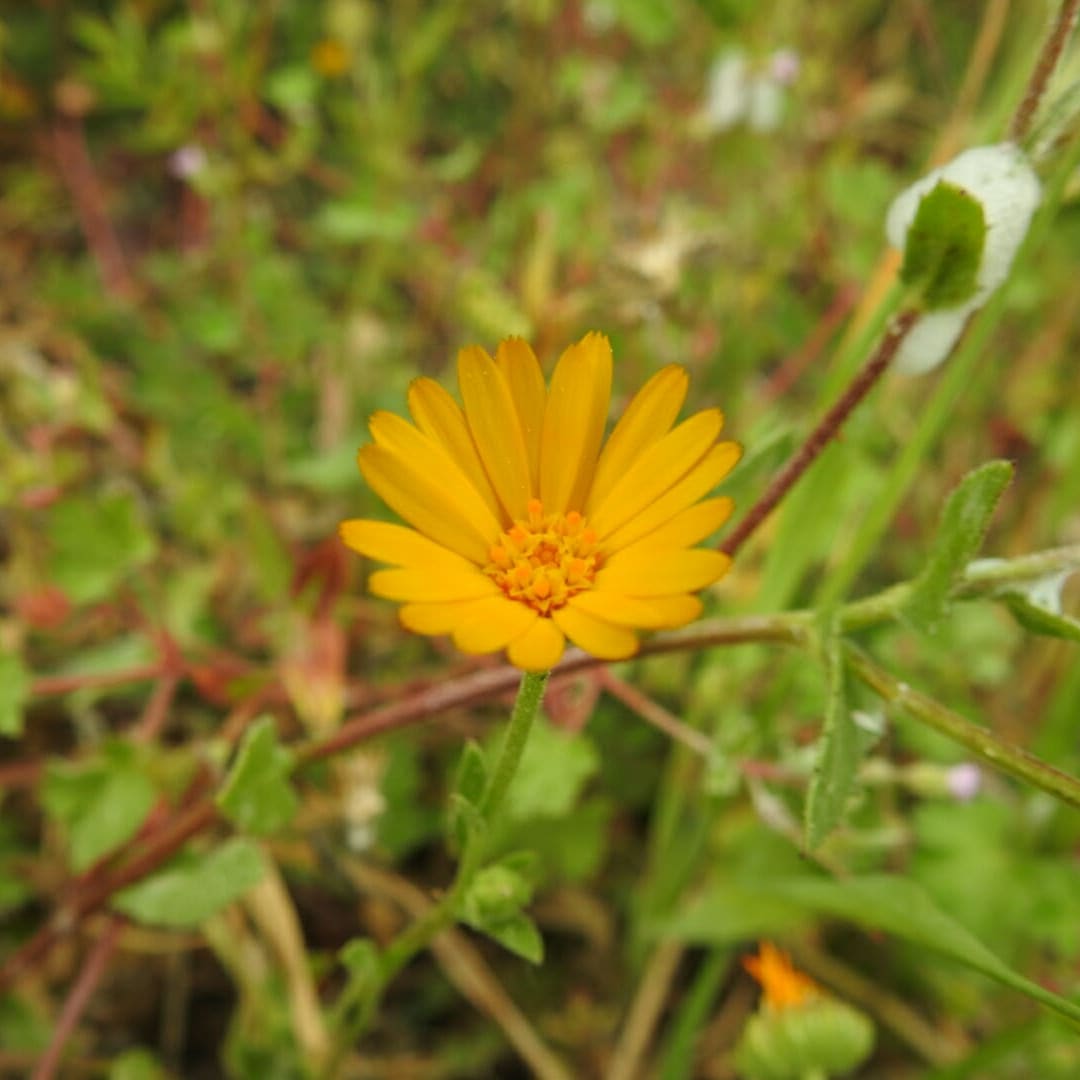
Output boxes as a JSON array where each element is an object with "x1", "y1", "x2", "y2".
[
  {"x1": 672, "y1": 873, "x2": 1080, "y2": 1025},
  {"x1": 499, "y1": 721, "x2": 599, "y2": 821},
  {"x1": 43, "y1": 742, "x2": 156, "y2": 872},
  {"x1": 0, "y1": 651, "x2": 30, "y2": 737},
  {"x1": 904, "y1": 461, "x2": 1014, "y2": 633},
  {"x1": 805, "y1": 629, "x2": 859, "y2": 849},
  {"x1": 454, "y1": 741, "x2": 488, "y2": 808},
  {"x1": 46, "y1": 491, "x2": 157, "y2": 605},
  {"x1": 900, "y1": 181, "x2": 986, "y2": 309},
  {"x1": 215, "y1": 717, "x2": 299, "y2": 836},
  {"x1": 460, "y1": 852, "x2": 544, "y2": 963},
  {"x1": 111, "y1": 838, "x2": 265, "y2": 927},
  {"x1": 768, "y1": 875, "x2": 1080, "y2": 1026},
  {"x1": 472, "y1": 909, "x2": 544, "y2": 964}
]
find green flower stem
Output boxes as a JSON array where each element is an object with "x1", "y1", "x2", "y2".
[
  {"x1": 326, "y1": 670, "x2": 550, "y2": 1068},
  {"x1": 481, "y1": 670, "x2": 549, "y2": 818},
  {"x1": 844, "y1": 643, "x2": 1080, "y2": 811}
]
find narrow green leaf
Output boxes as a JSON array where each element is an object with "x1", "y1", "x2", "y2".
[
  {"x1": 904, "y1": 460, "x2": 1014, "y2": 632},
  {"x1": 768, "y1": 875, "x2": 1080, "y2": 1026},
  {"x1": 215, "y1": 717, "x2": 298, "y2": 836},
  {"x1": 0, "y1": 652, "x2": 30, "y2": 737},
  {"x1": 805, "y1": 628, "x2": 859, "y2": 849},
  {"x1": 112, "y1": 838, "x2": 265, "y2": 927},
  {"x1": 1003, "y1": 573, "x2": 1080, "y2": 642},
  {"x1": 453, "y1": 741, "x2": 488, "y2": 808},
  {"x1": 900, "y1": 181, "x2": 986, "y2": 309},
  {"x1": 671, "y1": 873, "x2": 1080, "y2": 1026}
]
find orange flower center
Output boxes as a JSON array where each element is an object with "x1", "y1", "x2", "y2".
[{"x1": 484, "y1": 498, "x2": 603, "y2": 615}]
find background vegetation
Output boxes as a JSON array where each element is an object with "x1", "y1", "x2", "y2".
[{"x1": 2, "y1": 1, "x2": 1079, "y2": 1077}]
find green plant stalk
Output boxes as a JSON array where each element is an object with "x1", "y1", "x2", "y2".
[
  {"x1": 481, "y1": 670, "x2": 549, "y2": 818},
  {"x1": 845, "y1": 643, "x2": 1080, "y2": 811},
  {"x1": 324, "y1": 670, "x2": 549, "y2": 1071},
  {"x1": 839, "y1": 543, "x2": 1080, "y2": 631}
]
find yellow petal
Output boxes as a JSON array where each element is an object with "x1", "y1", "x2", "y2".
[
  {"x1": 495, "y1": 338, "x2": 547, "y2": 492},
  {"x1": 589, "y1": 408, "x2": 723, "y2": 540},
  {"x1": 368, "y1": 566, "x2": 498, "y2": 602},
  {"x1": 551, "y1": 605, "x2": 639, "y2": 660},
  {"x1": 407, "y1": 377, "x2": 503, "y2": 522},
  {"x1": 539, "y1": 332, "x2": 613, "y2": 513},
  {"x1": 400, "y1": 599, "x2": 492, "y2": 636},
  {"x1": 507, "y1": 617, "x2": 565, "y2": 672},
  {"x1": 458, "y1": 345, "x2": 532, "y2": 521},
  {"x1": 357, "y1": 442, "x2": 499, "y2": 565},
  {"x1": 587, "y1": 365, "x2": 688, "y2": 512},
  {"x1": 610, "y1": 497, "x2": 734, "y2": 557},
  {"x1": 339, "y1": 519, "x2": 477, "y2": 571},
  {"x1": 595, "y1": 549, "x2": 732, "y2": 596},
  {"x1": 452, "y1": 596, "x2": 538, "y2": 654},
  {"x1": 568, "y1": 590, "x2": 702, "y2": 629},
  {"x1": 604, "y1": 441, "x2": 742, "y2": 551}
]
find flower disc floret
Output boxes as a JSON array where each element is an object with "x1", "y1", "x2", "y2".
[{"x1": 486, "y1": 499, "x2": 602, "y2": 615}]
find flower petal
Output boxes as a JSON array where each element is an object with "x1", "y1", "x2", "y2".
[
  {"x1": 589, "y1": 409, "x2": 723, "y2": 540},
  {"x1": 568, "y1": 590, "x2": 702, "y2": 629},
  {"x1": 604, "y1": 441, "x2": 742, "y2": 551},
  {"x1": 587, "y1": 364, "x2": 688, "y2": 512},
  {"x1": 495, "y1": 338, "x2": 547, "y2": 493},
  {"x1": 507, "y1": 617, "x2": 565, "y2": 672},
  {"x1": 551, "y1": 605, "x2": 639, "y2": 659},
  {"x1": 452, "y1": 595, "x2": 538, "y2": 654},
  {"x1": 612, "y1": 497, "x2": 734, "y2": 558},
  {"x1": 539, "y1": 332, "x2": 613, "y2": 513},
  {"x1": 368, "y1": 566, "x2": 498, "y2": 602},
  {"x1": 595, "y1": 549, "x2": 732, "y2": 596},
  {"x1": 357, "y1": 442, "x2": 499, "y2": 565},
  {"x1": 407, "y1": 377, "x2": 503, "y2": 522},
  {"x1": 458, "y1": 345, "x2": 532, "y2": 521},
  {"x1": 339, "y1": 519, "x2": 478, "y2": 571},
  {"x1": 400, "y1": 599, "x2": 492, "y2": 636}
]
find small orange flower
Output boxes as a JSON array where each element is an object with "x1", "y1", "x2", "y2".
[
  {"x1": 340, "y1": 333, "x2": 741, "y2": 671},
  {"x1": 743, "y1": 942, "x2": 820, "y2": 1010}
]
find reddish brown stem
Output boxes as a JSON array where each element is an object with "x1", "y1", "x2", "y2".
[
  {"x1": 50, "y1": 117, "x2": 137, "y2": 301},
  {"x1": 30, "y1": 916, "x2": 125, "y2": 1080},
  {"x1": 1010, "y1": 0, "x2": 1080, "y2": 142},
  {"x1": 720, "y1": 309, "x2": 919, "y2": 559},
  {"x1": 0, "y1": 618, "x2": 802, "y2": 994},
  {"x1": 32, "y1": 664, "x2": 162, "y2": 697}
]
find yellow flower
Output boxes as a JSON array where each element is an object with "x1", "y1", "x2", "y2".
[
  {"x1": 743, "y1": 942, "x2": 820, "y2": 1010},
  {"x1": 340, "y1": 333, "x2": 741, "y2": 672}
]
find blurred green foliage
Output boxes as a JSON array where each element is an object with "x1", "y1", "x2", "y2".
[{"x1": 2, "y1": 1, "x2": 1080, "y2": 1077}]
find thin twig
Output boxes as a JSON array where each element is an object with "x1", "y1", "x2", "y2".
[
  {"x1": 598, "y1": 671, "x2": 712, "y2": 757},
  {"x1": 1010, "y1": 0, "x2": 1080, "y2": 142},
  {"x1": 606, "y1": 940, "x2": 686, "y2": 1080},
  {"x1": 720, "y1": 309, "x2": 919, "y2": 558},
  {"x1": 31, "y1": 915, "x2": 126, "y2": 1080}
]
